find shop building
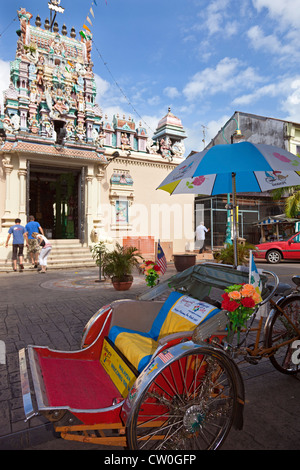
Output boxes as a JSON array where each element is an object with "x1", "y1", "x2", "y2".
[{"x1": 195, "y1": 111, "x2": 300, "y2": 249}]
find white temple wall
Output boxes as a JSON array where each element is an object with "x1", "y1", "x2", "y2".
[
  {"x1": 94, "y1": 155, "x2": 195, "y2": 254},
  {"x1": 0, "y1": 152, "x2": 194, "y2": 261}
]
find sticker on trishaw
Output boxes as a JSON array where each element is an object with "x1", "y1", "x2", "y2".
[
  {"x1": 100, "y1": 338, "x2": 137, "y2": 398},
  {"x1": 157, "y1": 350, "x2": 174, "y2": 363},
  {"x1": 171, "y1": 296, "x2": 217, "y2": 324}
]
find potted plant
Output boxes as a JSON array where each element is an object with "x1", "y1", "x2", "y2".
[
  {"x1": 102, "y1": 242, "x2": 142, "y2": 291},
  {"x1": 213, "y1": 242, "x2": 255, "y2": 265},
  {"x1": 173, "y1": 253, "x2": 197, "y2": 272}
]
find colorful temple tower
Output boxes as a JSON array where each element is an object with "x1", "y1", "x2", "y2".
[{"x1": 0, "y1": 3, "x2": 192, "y2": 263}]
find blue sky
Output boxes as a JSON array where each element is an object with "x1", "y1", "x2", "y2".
[{"x1": 1, "y1": 0, "x2": 300, "y2": 156}]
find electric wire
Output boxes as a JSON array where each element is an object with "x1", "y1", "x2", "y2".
[
  {"x1": 0, "y1": 16, "x2": 18, "y2": 39},
  {"x1": 92, "y1": 40, "x2": 155, "y2": 134}
]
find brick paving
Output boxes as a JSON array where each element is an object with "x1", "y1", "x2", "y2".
[{"x1": 0, "y1": 263, "x2": 299, "y2": 450}]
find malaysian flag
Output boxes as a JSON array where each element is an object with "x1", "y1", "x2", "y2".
[
  {"x1": 157, "y1": 242, "x2": 167, "y2": 274},
  {"x1": 158, "y1": 351, "x2": 173, "y2": 363}
]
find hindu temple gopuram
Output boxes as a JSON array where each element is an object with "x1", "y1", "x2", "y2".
[{"x1": 0, "y1": 2, "x2": 193, "y2": 265}]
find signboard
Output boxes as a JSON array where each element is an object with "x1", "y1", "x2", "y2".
[{"x1": 100, "y1": 338, "x2": 137, "y2": 398}]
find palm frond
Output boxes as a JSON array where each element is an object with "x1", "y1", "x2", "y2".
[{"x1": 285, "y1": 191, "x2": 300, "y2": 218}]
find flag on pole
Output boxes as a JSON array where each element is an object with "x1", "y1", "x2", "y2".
[
  {"x1": 157, "y1": 242, "x2": 167, "y2": 274},
  {"x1": 249, "y1": 250, "x2": 262, "y2": 295}
]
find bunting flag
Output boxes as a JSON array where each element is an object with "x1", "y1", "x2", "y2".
[
  {"x1": 80, "y1": 0, "x2": 99, "y2": 40},
  {"x1": 80, "y1": 0, "x2": 107, "y2": 41},
  {"x1": 83, "y1": 24, "x2": 91, "y2": 32}
]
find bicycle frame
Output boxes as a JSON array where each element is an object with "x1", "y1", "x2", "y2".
[{"x1": 235, "y1": 283, "x2": 300, "y2": 362}]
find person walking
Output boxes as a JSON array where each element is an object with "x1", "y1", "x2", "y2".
[
  {"x1": 5, "y1": 218, "x2": 29, "y2": 272},
  {"x1": 195, "y1": 222, "x2": 210, "y2": 254},
  {"x1": 25, "y1": 215, "x2": 44, "y2": 269},
  {"x1": 32, "y1": 232, "x2": 52, "y2": 273}
]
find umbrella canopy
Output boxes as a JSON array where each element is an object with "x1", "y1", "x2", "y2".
[
  {"x1": 157, "y1": 142, "x2": 300, "y2": 195},
  {"x1": 157, "y1": 141, "x2": 300, "y2": 266}
]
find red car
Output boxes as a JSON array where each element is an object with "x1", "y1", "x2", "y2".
[{"x1": 254, "y1": 232, "x2": 300, "y2": 264}]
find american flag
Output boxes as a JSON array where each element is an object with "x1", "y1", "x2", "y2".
[{"x1": 157, "y1": 242, "x2": 167, "y2": 274}]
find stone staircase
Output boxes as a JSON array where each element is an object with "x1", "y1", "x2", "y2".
[{"x1": 0, "y1": 239, "x2": 96, "y2": 272}]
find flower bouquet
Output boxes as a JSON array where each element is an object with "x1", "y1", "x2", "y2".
[
  {"x1": 141, "y1": 260, "x2": 161, "y2": 287},
  {"x1": 221, "y1": 283, "x2": 261, "y2": 343}
]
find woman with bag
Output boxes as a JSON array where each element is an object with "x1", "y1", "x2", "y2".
[{"x1": 32, "y1": 232, "x2": 52, "y2": 273}]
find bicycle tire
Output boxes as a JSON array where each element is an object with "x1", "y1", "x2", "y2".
[
  {"x1": 126, "y1": 344, "x2": 241, "y2": 450},
  {"x1": 266, "y1": 295, "x2": 300, "y2": 375}
]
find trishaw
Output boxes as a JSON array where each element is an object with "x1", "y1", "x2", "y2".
[{"x1": 19, "y1": 263, "x2": 300, "y2": 450}]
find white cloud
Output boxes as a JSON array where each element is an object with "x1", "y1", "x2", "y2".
[
  {"x1": 247, "y1": 25, "x2": 293, "y2": 56},
  {"x1": 252, "y1": 0, "x2": 300, "y2": 30},
  {"x1": 232, "y1": 75, "x2": 300, "y2": 124},
  {"x1": 232, "y1": 83, "x2": 278, "y2": 106},
  {"x1": 140, "y1": 114, "x2": 161, "y2": 136},
  {"x1": 183, "y1": 57, "x2": 263, "y2": 101},
  {"x1": 205, "y1": 0, "x2": 230, "y2": 35},
  {"x1": 94, "y1": 74, "x2": 110, "y2": 97},
  {"x1": 197, "y1": 0, "x2": 240, "y2": 38},
  {"x1": 281, "y1": 79, "x2": 300, "y2": 122},
  {"x1": 147, "y1": 95, "x2": 161, "y2": 106},
  {"x1": 0, "y1": 59, "x2": 11, "y2": 113},
  {"x1": 184, "y1": 114, "x2": 231, "y2": 153},
  {"x1": 163, "y1": 86, "x2": 180, "y2": 99}
]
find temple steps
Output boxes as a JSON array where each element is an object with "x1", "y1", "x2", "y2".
[{"x1": 0, "y1": 239, "x2": 96, "y2": 272}]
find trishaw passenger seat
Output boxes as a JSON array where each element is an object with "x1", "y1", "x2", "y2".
[{"x1": 108, "y1": 291, "x2": 220, "y2": 373}]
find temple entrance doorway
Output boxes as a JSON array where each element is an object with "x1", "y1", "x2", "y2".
[{"x1": 28, "y1": 165, "x2": 84, "y2": 240}]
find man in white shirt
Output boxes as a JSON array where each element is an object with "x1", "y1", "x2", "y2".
[{"x1": 195, "y1": 223, "x2": 209, "y2": 253}]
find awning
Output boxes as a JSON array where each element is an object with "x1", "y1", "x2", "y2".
[{"x1": 255, "y1": 214, "x2": 299, "y2": 226}]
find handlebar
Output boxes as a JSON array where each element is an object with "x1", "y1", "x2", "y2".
[{"x1": 260, "y1": 269, "x2": 279, "y2": 305}]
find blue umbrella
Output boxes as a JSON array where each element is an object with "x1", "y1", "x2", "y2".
[{"x1": 158, "y1": 142, "x2": 300, "y2": 265}]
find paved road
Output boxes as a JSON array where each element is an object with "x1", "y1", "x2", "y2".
[{"x1": 0, "y1": 261, "x2": 299, "y2": 451}]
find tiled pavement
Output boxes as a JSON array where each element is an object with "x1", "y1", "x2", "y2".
[
  {"x1": 0, "y1": 263, "x2": 299, "y2": 450},
  {"x1": 0, "y1": 265, "x2": 176, "y2": 449}
]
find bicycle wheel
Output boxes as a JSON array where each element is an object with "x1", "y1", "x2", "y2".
[
  {"x1": 266, "y1": 296, "x2": 300, "y2": 375},
  {"x1": 126, "y1": 345, "x2": 241, "y2": 450}
]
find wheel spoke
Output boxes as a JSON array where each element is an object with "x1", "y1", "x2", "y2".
[
  {"x1": 127, "y1": 349, "x2": 238, "y2": 450},
  {"x1": 267, "y1": 297, "x2": 300, "y2": 374}
]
